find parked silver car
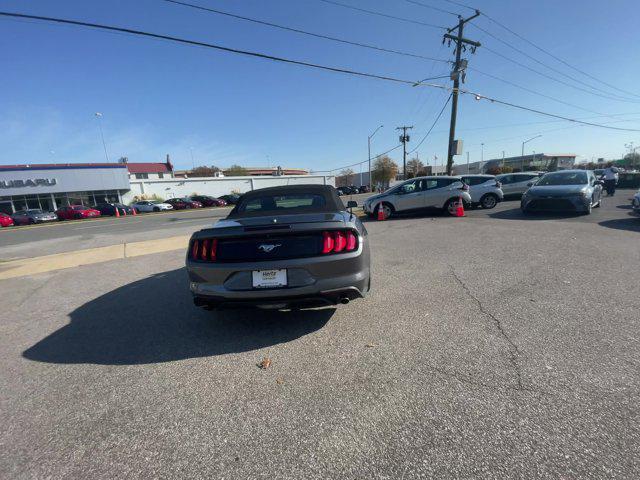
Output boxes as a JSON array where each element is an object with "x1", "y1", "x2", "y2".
[
  {"x1": 11, "y1": 209, "x2": 57, "y2": 225},
  {"x1": 187, "y1": 185, "x2": 370, "y2": 310},
  {"x1": 460, "y1": 175, "x2": 504, "y2": 209},
  {"x1": 496, "y1": 172, "x2": 545, "y2": 197},
  {"x1": 521, "y1": 170, "x2": 603, "y2": 214},
  {"x1": 131, "y1": 200, "x2": 174, "y2": 212},
  {"x1": 363, "y1": 176, "x2": 472, "y2": 218},
  {"x1": 632, "y1": 190, "x2": 640, "y2": 213}
]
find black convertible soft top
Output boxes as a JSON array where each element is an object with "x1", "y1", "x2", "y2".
[{"x1": 227, "y1": 184, "x2": 345, "y2": 218}]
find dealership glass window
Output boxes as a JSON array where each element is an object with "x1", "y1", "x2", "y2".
[
  {"x1": 26, "y1": 195, "x2": 41, "y2": 209},
  {"x1": 38, "y1": 194, "x2": 55, "y2": 212},
  {"x1": 158, "y1": 173, "x2": 164, "y2": 179},
  {"x1": 105, "y1": 190, "x2": 120, "y2": 203},
  {"x1": 53, "y1": 194, "x2": 68, "y2": 208},
  {"x1": 12, "y1": 196, "x2": 27, "y2": 211}
]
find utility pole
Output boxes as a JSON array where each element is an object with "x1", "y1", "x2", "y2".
[
  {"x1": 466, "y1": 151, "x2": 470, "y2": 173},
  {"x1": 444, "y1": 11, "x2": 481, "y2": 175},
  {"x1": 396, "y1": 126, "x2": 413, "y2": 179}
]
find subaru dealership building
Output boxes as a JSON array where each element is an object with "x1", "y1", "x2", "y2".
[{"x1": 0, "y1": 162, "x2": 334, "y2": 215}]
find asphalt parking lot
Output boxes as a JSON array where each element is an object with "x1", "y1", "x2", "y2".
[{"x1": 1, "y1": 191, "x2": 639, "y2": 478}]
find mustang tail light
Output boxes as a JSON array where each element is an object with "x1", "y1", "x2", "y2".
[
  {"x1": 321, "y1": 230, "x2": 359, "y2": 254},
  {"x1": 190, "y1": 238, "x2": 217, "y2": 261}
]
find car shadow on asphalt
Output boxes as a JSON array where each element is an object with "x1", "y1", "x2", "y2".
[
  {"x1": 22, "y1": 268, "x2": 334, "y2": 365},
  {"x1": 488, "y1": 207, "x2": 585, "y2": 221},
  {"x1": 598, "y1": 214, "x2": 640, "y2": 232}
]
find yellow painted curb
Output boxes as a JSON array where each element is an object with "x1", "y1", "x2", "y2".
[{"x1": 0, "y1": 235, "x2": 190, "y2": 280}]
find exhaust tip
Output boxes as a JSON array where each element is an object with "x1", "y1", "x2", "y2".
[{"x1": 339, "y1": 297, "x2": 350, "y2": 304}]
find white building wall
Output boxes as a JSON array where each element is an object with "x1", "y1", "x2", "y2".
[{"x1": 122, "y1": 175, "x2": 336, "y2": 203}]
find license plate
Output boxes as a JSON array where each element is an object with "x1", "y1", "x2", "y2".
[{"x1": 252, "y1": 269, "x2": 287, "y2": 288}]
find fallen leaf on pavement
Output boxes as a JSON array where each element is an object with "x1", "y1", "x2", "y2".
[
  {"x1": 276, "y1": 378, "x2": 284, "y2": 384},
  {"x1": 365, "y1": 343, "x2": 377, "y2": 348},
  {"x1": 258, "y1": 357, "x2": 271, "y2": 369}
]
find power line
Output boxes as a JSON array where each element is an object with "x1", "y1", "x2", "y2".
[
  {"x1": 468, "y1": 67, "x2": 626, "y2": 118},
  {"x1": 472, "y1": 23, "x2": 640, "y2": 103},
  {"x1": 481, "y1": 45, "x2": 640, "y2": 104},
  {"x1": 315, "y1": 144, "x2": 403, "y2": 173},
  {"x1": 435, "y1": 0, "x2": 477, "y2": 11},
  {"x1": 317, "y1": 0, "x2": 445, "y2": 30},
  {"x1": 409, "y1": 93, "x2": 452, "y2": 153},
  {"x1": 462, "y1": 88, "x2": 640, "y2": 132},
  {"x1": 159, "y1": 0, "x2": 450, "y2": 63},
  {"x1": 0, "y1": 11, "x2": 426, "y2": 86},
  {"x1": 404, "y1": 0, "x2": 458, "y2": 17},
  {"x1": 481, "y1": 12, "x2": 640, "y2": 100},
  {"x1": 2, "y1": 10, "x2": 639, "y2": 133}
]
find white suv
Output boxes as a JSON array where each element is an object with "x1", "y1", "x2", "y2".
[
  {"x1": 460, "y1": 175, "x2": 504, "y2": 209},
  {"x1": 495, "y1": 172, "x2": 545, "y2": 197},
  {"x1": 363, "y1": 176, "x2": 472, "y2": 218}
]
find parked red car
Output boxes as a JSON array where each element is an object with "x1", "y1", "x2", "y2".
[
  {"x1": 55, "y1": 205, "x2": 102, "y2": 220},
  {"x1": 190, "y1": 195, "x2": 227, "y2": 207},
  {"x1": 0, "y1": 212, "x2": 14, "y2": 227},
  {"x1": 165, "y1": 198, "x2": 203, "y2": 210}
]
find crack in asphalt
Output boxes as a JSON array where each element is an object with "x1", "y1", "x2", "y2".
[{"x1": 449, "y1": 265, "x2": 528, "y2": 392}]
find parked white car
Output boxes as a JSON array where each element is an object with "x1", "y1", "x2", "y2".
[
  {"x1": 460, "y1": 174, "x2": 504, "y2": 209},
  {"x1": 363, "y1": 176, "x2": 472, "y2": 218},
  {"x1": 131, "y1": 200, "x2": 174, "y2": 212},
  {"x1": 495, "y1": 172, "x2": 545, "y2": 197},
  {"x1": 632, "y1": 189, "x2": 640, "y2": 214}
]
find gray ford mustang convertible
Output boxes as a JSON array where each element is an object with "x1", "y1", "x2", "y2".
[{"x1": 186, "y1": 185, "x2": 371, "y2": 310}]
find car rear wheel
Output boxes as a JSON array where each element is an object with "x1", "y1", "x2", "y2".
[
  {"x1": 480, "y1": 193, "x2": 498, "y2": 209},
  {"x1": 153, "y1": 207, "x2": 160, "y2": 212}
]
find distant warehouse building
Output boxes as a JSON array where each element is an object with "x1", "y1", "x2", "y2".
[
  {"x1": 0, "y1": 161, "x2": 332, "y2": 215},
  {"x1": 453, "y1": 153, "x2": 576, "y2": 175}
]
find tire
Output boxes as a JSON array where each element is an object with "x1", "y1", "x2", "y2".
[
  {"x1": 480, "y1": 193, "x2": 498, "y2": 209},
  {"x1": 153, "y1": 207, "x2": 160, "y2": 212},
  {"x1": 74, "y1": 214, "x2": 82, "y2": 220},
  {"x1": 28, "y1": 218, "x2": 35, "y2": 225},
  {"x1": 584, "y1": 200, "x2": 593, "y2": 215},
  {"x1": 444, "y1": 198, "x2": 458, "y2": 216},
  {"x1": 374, "y1": 202, "x2": 394, "y2": 219}
]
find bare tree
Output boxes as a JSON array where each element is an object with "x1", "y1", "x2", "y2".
[
  {"x1": 406, "y1": 158, "x2": 424, "y2": 178},
  {"x1": 339, "y1": 168, "x2": 355, "y2": 186}
]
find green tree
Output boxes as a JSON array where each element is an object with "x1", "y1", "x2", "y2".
[
  {"x1": 190, "y1": 165, "x2": 221, "y2": 177},
  {"x1": 372, "y1": 156, "x2": 398, "y2": 186},
  {"x1": 225, "y1": 165, "x2": 249, "y2": 176}
]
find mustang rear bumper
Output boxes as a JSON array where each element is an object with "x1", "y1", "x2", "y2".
[{"x1": 187, "y1": 247, "x2": 370, "y2": 309}]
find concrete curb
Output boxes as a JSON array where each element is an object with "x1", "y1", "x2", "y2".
[{"x1": 0, "y1": 235, "x2": 190, "y2": 280}]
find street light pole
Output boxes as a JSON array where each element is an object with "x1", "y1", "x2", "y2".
[
  {"x1": 521, "y1": 134, "x2": 542, "y2": 171},
  {"x1": 94, "y1": 112, "x2": 109, "y2": 162},
  {"x1": 368, "y1": 125, "x2": 383, "y2": 190}
]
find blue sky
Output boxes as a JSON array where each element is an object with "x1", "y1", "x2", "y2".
[{"x1": 1, "y1": 0, "x2": 640, "y2": 172}]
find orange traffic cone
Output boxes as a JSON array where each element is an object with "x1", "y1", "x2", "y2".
[
  {"x1": 377, "y1": 203, "x2": 386, "y2": 221},
  {"x1": 114, "y1": 206, "x2": 120, "y2": 218},
  {"x1": 122, "y1": 207, "x2": 127, "y2": 217},
  {"x1": 131, "y1": 207, "x2": 137, "y2": 216},
  {"x1": 455, "y1": 196, "x2": 465, "y2": 217}
]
